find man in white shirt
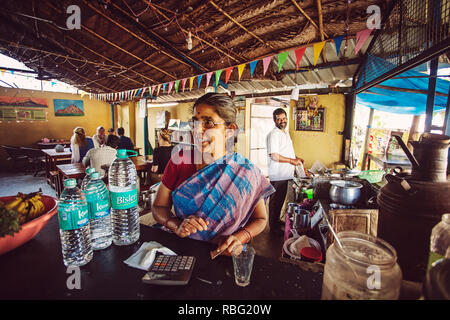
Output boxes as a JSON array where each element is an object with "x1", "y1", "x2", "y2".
[
  {"x1": 266, "y1": 108, "x2": 303, "y2": 235},
  {"x1": 92, "y1": 126, "x2": 107, "y2": 148},
  {"x1": 82, "y1": 134, "x2": 119, "y2": 177}
]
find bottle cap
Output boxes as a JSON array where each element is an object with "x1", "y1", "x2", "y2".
[
  {"x1": 91, "y1": 172, "x2": 100, "y2": 179},
  {"x1": 86, "y1": 167, "x2": 95, "y2": 174},
  {"x1": 64, "y1": 178, "x2": 76, "y2": 187},
  {"x1": 117, "y1": 149, "x2": 128, "y2": 159}
]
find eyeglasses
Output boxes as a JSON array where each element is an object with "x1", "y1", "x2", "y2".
[{"x1": 188, "y1": 118, "x2": 226, "y2": 129}]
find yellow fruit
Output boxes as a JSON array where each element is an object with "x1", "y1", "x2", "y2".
[{"x1": 5, "y1": 197, "x2": 23, "y2": 210}]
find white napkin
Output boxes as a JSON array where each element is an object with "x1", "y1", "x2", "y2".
[
  {"x1": 295, "y1": 162, "x2": 307, "y2": 178},
  {"x1": 124, "y1": 241, "x2": 176, "y2": 271}
]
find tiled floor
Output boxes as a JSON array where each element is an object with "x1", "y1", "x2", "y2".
[{"x1": 1, "y1": 172, "x2": 284, "y2": 260}]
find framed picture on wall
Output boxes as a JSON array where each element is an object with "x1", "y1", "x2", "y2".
[
  {"x1": 54, "y1": 99, "x2": 84, "y2": 116},
  {"x1": 295, "y1": 107, "x2": 325, "y2": 132}
]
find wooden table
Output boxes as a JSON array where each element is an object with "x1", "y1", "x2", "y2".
[
  {"x1": 36, "y1": 140, "x2": 70, "y2": 149},
  {"x1": 41, "y1": 148, "x2": 72, "y2": 185}
]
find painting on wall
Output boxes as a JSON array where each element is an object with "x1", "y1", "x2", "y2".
[
  {"x1": 0, "y1": 96, "x2": 48, "y2": 121},
  {"x1": 295, "y1": 96, "x2": 325, "y2": 132},
  {"x1": 168, "y1": 119, "x2": 180, "y2": 130},
  {"x1": 54, "y1": 99, "x2": 84, "y2": 116}
]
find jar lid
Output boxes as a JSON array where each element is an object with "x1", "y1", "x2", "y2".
[
  {"x1": 90, "y1": 172, "x2": 100, "y2": 179},
  {"x1": 86, "y1": 167, "x2": 95, "y2": 174},
  {"x1": 300, "y1": 247, "x2": 322, "y2": 262}
]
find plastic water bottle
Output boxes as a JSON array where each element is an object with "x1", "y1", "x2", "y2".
[
  {"x1": 57, "y1": 178, "x2": 93, "y2": 267},
  {"x1": 84, "y1": 172, "x2": 112, "y2": 250},
  {"x1": 81, "y1": 167, "x2": 96, "y2": 190},
  {"x1": 108, "y1": 149, "x2": 140, "y2": 245}
]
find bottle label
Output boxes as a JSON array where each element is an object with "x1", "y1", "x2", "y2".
[
  {"x1": 110, "y1": 189, "x2": 138, "y2": 210},
  {"x1": 87, "y1": 199, "x2": 110, "y2": 219},
  {"x1": 58, "y1": 203, "x2": 89, "y2": 231}
]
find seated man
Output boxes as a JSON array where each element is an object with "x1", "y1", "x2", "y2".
[
  {"x1": 82, "y1": 135, "x2": 119, "y2": 177},
  {"x1": 117, "y1": 127, "x2": 135, "y2": 151}
]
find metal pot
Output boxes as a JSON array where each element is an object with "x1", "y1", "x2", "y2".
[{"x1": 329, "y1": 180, "x2": 363, "y2": 205}]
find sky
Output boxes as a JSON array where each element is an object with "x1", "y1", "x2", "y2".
[{"x1": 0, "y1": 53, "x2": 81, "y2": 94}]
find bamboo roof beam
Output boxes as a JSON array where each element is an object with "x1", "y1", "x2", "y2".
[
  {"x1": 316, "y1": 0, "x2": 327, "y2": 63},
  {"x1": 290, "y1": 0, "x2": 329, "y2": 39},
  {"x1": 81, "y1": 25, "x2": 174, "y2": 81},
  {"x1": 84, "y1": 0, "x2": 207, "y2": 72},
  {"x1": 148, "y1": 2, "x2": 245, "y2": 63},
  {"x1": 208, "y1": 1, "x2": 276, "y2": 50}
]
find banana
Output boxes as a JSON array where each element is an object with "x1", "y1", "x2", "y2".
[{"x1": 5, "y1": 197, "x2": 23, "y2": 210}]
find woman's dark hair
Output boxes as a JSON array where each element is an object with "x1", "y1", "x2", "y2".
[
  {"x1": 117, "y1": 127, "x2": 125, "y2": 135},
  {"x1": 273, "y1": 108, "x2": 287, "y2": 122},
  {"x1": 193, "y1": 93, "x2": 237, "y2": 125},
  {"x1": 106, "y1": 134, "x2": 120, "y2": 149}
]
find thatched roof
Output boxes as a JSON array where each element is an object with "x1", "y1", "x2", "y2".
[{"x1": 0, "y1": 0, "x2": 392, "y2": 98}]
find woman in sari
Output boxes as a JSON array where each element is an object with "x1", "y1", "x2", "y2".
[{"x1": 152, "y1": 93, "x2": 275, "y2": 255}]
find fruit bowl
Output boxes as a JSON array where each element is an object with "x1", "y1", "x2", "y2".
[{"x1": 0, "y1": 195, "x2": 58, "y2": 255}]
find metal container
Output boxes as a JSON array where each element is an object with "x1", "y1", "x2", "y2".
[
  {"x1": 329, "y1": 180, "x2": 363, "y2": 205},
  {"x1": 292, "y1": 208, "x2": 311, "y2": 236},
  {"x1": 378, "y1": 134, "x2": 450, "y2": 282}
]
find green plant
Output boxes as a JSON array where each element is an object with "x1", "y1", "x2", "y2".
[{"x1": 0, "y1": 206, "x2": 22, "y2": 238}]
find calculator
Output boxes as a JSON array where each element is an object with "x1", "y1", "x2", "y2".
[{"x1": 141, "y1": 254, "x2": 196, "y2": 285}]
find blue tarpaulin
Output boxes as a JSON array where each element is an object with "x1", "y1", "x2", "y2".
[{"x1": 356, "y1": 61, "x2": 450, "y2": 115}]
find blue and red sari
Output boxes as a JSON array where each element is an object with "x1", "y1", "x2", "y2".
[{"x1": 170, "y1": 152, "x2": 275, "y2": 241}]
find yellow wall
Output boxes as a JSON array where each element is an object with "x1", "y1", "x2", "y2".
[
  {"x1": 289, "y1": 94, "x2": 345, "y2": 169},
  {"x1": 0, "y1": 87, "x2": 110, "y2": 165}
]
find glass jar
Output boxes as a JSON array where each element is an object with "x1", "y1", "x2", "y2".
[
  {"x1": 427, "y1": 214, "x2": 450, "y2": 271},
  {"x1": 321, "y1": 231, "x2": 402, "y2": 300}
]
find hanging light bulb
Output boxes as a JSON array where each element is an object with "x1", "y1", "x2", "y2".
[{"x1": 187, "y1": 31, "x2": 192, "y2": 51}]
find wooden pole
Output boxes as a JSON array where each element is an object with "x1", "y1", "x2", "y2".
[
  {"x1": 424, "y1": 58, "x2": 439, "y2": 132},
  {"x1": 316, "y1": 0, "x2": 327, "y2": 63},
  {"x1": 374, "y1": 84, "x2": 447, "y2": 97},
  {"x1": 361, "y1": 108, "x2": 375, "y2": 171}
]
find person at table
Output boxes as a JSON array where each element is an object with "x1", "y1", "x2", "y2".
[
  {"x1": 107, "y1": 128, "x2": 116, "y2": 136},
  {"x1": 152, "y1": 93, "x2": 275, "y2": 255},
  {"x1": 82, "y1": 134, "x2": 119, "y2": 177},
  {"x1": 117, "y1": 127, "x2": 135, "y2": 151},
  {"x1": 148, "y1": 128, "x2": 174, "y2": 185},
  {"x1": 70, "y1": 127, "x2": 94, "y2": 163},
  {"x1": 92, "y1": 126, "x2": 107, "y2": 148},
  {"x1": 266, "y1": 108, "x2": 304, "y2": 235}
]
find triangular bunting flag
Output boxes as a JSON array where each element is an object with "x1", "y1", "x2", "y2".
[
  {"x1": 0, "y1": 69, "x2": 5, "y2": 76},
  {"x1": 136, "y1": 88, "x2": 142, "y2": 97},
  {"x1": 162, "y1": 83, "x2": 167, "y2": 93},
  {"x1": 294, "y1": 47, "x2": 307, "y2": 70},
  {"x1": 215, "y1": 69, "x2": 223, "y2": 87},
  {"x1": 313, "y1": 41, "x2": 326, "y2": 66},
  {"x1": 174, "y1": 80, "x2": 180, "y2": 93},
  {"x1": 333, "y1": 36, "x2": 345, "y2": 56},
  {"x1": 355, "y1": 28, "x2": 373, "y2": 54},
  {"x1": 198, "y1": 74, "x2": 204, "y2": 88},
  {"x1": 205, "y1": 72, "x2": 213, "y2": 87},
  {"x1": 277, "y1": 51, "x2": 289, "y2": 72},
  {"x1": 168, "y1": 81, "x2": 174, "y2": 94},
  {"x1": 237, "y1": 64, "x2": 245, "y2": 81},
  {"x1": 156, "y1": 84, "x2": 161, "y2": 96},
  {"x1": 249, "y1": 60, "x2": 258, "y2": 77},
  {"x1": 150, "y1": 86, "x2": 154, "y2": 96},
  {"x1": 181, "y1": 78, "x2": 187, "y2": 92},
  {"x1": 189, "y1": 77, "x2": 195, "y2": 90},
  {"x1": 262, "y1": 56, "x2": 273, "y2": 76},
  {"x1": 225, "y1": 67, "x2": 233, "y2": 84}
]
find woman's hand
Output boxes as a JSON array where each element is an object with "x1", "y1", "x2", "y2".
[
  {"x1": 215, "y1": 234, "x2": 243, "y2": 256},
  {"x1": 174, "y1": 216, "x2": 209, "y2": 238}
]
